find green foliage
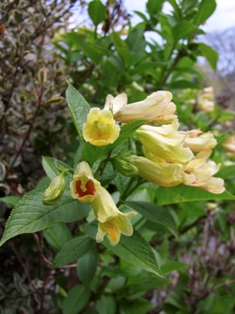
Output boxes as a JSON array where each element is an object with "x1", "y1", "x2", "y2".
[{"x1": 1, "y1": 0, "x2": 235, "y2": 313}]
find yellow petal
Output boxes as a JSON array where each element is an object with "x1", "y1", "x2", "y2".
[{"x1": 83, "y1": 108, "x2": 120, "y2": 146}]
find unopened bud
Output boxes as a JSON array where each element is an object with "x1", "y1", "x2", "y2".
[
  {"x1": 43, "y1": 172, "x2": 66, "y2": 205},
  {"x1": 112, "y1": 158, "x2": 138, "y2": 177}
]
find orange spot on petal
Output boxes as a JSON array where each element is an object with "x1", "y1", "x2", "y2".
[
  {"x1": 103, "y1": 221, "x2": 118, "y2": 242},
  {"x1": 76, "y1": 179, "x2": 96, "y2": 197}
]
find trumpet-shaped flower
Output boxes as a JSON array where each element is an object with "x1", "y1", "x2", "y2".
[
  {"x1": 178, "y1": 129, "x2": 217, "y2": 152},
  {"x1": 70, "y1": 162, "x2": 101, "y2": 203},
  {"x1": 91, "y1": 187, "x2": 136, "y2": 246},
  {"x1": 182, "y1": 151, "x2": 225, "y2": 194},
  {"x1": 114, "y1": 91, "x2": 177, "y2": 124},
  {"x1": 83, "y1": 108, "x2": 120, "y2": 146},
  {"x1": 135, "y1": 121, "x2": 193, "y2": 164},
  {"x1": 104, "y1": 93, "x2": 127, "y2": 114},
  {"x1": 43, "y1": 171, "x2": 66, "y2": 205},
  {"x1": 124, "y1": 155, "x2": 183, "y2": 187}
]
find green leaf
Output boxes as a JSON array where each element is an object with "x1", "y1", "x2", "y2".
[
  {"x1": 88, "y1": 0, "x2": 106, "y2": 26},
  {"x1": 199, "y1": 43, "x2": 218, "y2": 71},
  {"x1": 66, "y1": 82, "x2": 90, "y2": 140},
  {"x1": 0, "y1": 189, "x2": 90, "y2": 247},
  {"x1": 126, "y1": 27, "x2": 146, "y2": 63},
  {"x1": 194, "y1": 0, "x2": 217, "y2": 26},
  {"x1": 42, "y1": 156, "x2": 73, "y2": 180},
  {"x1": 172, "y1": 21, "x2": 197, "y2": 41},
  {"x1": 157, "y1": 185, "x2": 235, "y2": 206},
  {"x1": 126, "y1": 201, "x2": 178, "y2": 238},
  {"x1": 81, "y1": 120, "x2": 146, "y2": 165},
  {"x1": 62, "y1": 284, "x2": 91, "y2": 314},
  {"x1": 146, "y1": 0, "x2": 164, "y2": 16},
  {"x1": 44, "y1": 222, "x2": 72, "y2": 252},
  {"x1": 77, "y1": 248, "x2": 98, "y2": 287},
  {"x1": 120, "y1": 298, "x2": 154, "y2": 314},
  {"x1": 66, "y1": 33, "x2": 106, "y2": 64},
  {"x1": 165, "y1": 80, "x2": 201, "y2": 89},
  {"x1": 0, "y1": 196, "x2": 21, "y2": 207},
  {"x1": 96, "y1": 295, "x2": 117, "y2": 314},
  {"x1": 161, "y1": 261, "x2": 188, "y2": 275},
  {"x1": 52, "y1": 235, "x2": 93, "y2": 267},
  {"x1": 85, "y1": 224, "x2": 162, "y2": 276}
]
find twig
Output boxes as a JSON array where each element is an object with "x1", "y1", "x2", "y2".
[{"x1": 8, "y1": 241, "x2": 33, "y2": 285}]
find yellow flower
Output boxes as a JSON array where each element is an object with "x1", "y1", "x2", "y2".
[
  {"x1": 182, "y1": 151, "x2": 225, "y2": 194},
  {"x1": 70, "y1": 162, "x2": 101, "y2": 203},
  {"x1": 178, "y1": 129, "x2": 217, "y2": 152},
  {"x1": 91, "y1": 187, "x2": 136, "y2": 246},
  {"x1": 83, "y1": 108, "x2": 120, "y2": 146},
  {"x1": 124, "y1": 155, "x2": 183, "y2": 187},
  {"x1": 135, "y1": 121, "x2": 193, "y2": 164},
  {"x1": 114, "y1": 91, "x2": 177, "y2": 124},
  {"x1": 43, "y1": 171, "x2": 66, "y2": 205}
]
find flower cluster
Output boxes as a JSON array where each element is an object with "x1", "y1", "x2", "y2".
[
  {"x1": 43, "y1": 90, "x2": 225, "y2": 246},
  {"x1": 83, "y1": 91, "x2": 224, "y2": 194}
]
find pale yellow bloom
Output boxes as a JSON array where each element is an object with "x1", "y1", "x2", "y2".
[
  {"x1": 124, "y1": 155, "x2": 183, "y2": 187},
  {"x1": 178, "y1": 129, "x2": 217, "y2": 152},
  {"x1": 135, "y1": 121, "x2": 193, "y2": 164},
  {"x1": 114, "y1": 91, "x2": 177, "y2": 124},
  {"x1": 223, "y1": 135, "x2": 235, "y2": 154},
  {"x1": 83, "y1": 108, "x2": 120, "y2": 146},
  {"x1": 70, "y1": 162, "x2": 101, "y2": 203},
  {"x1": 91, "y1": 187, "x2": 136, "y2": 246},
  {"x1": 198, "y1": 87, "x2": 215, "y2": 112},
  {"x1": 182, "y1": 152, "x2": 225, "y2": 194},
  {"x1": 104, "y1": 93, "x2": 127, "y2": 114}
]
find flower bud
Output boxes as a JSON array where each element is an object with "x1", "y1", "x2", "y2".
[
  {"x1": 112, "y1": 158, "x2": 138, "y2": 177},
  {"x1": 114, "y1": 91, "x2": 177, "y2": 124},
  {"x1": 43, "y1": 172, "x2": 66, "y2": 205}
]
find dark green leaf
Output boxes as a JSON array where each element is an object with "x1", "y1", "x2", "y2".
[
  {"x1": 85, "y1": 224, "x2": 162, "y2": 276},
  {"x1": 77, "y1": 248, "x2": 98, "y2": 287},
  {"x1": 126, "y1": 201, "x2": 178, "y2": 238},
  {"x1": 53, "y1": 235, "x2": 93, "y2": 267},
  {"x1": 120, "y1": 298, "x2": 154, "y2": 314},
  {"x1": 44, "y1": 222, "x2": 72, "y2": 252},
  {"x1": 66, "y1": 82, "x2": 90, "y2": 140},
  {"x1": 88, "y1": 0, "x2": 106, "y2": 26},
  {"x1": 96, "y1": 295, "x2": 117, "y2": 314},
  {"x1": 42, "y1": 156, "x2": 73, "y2": 180},
  {"x1": 157, "y1": 185, "x2": 235, "y2": 206},
  {"x1": 0, "y1": 189, "x2": 90, "y2": 246},
  {"x1": 199, "y1": 43, "x2": 218, "y2": 71},
  {"x1": 126, "y1": 28, "x2": 146, "y2": 63},
  {"x1": 62, "y1": 285, "x2": 91, "y2": 314}
]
